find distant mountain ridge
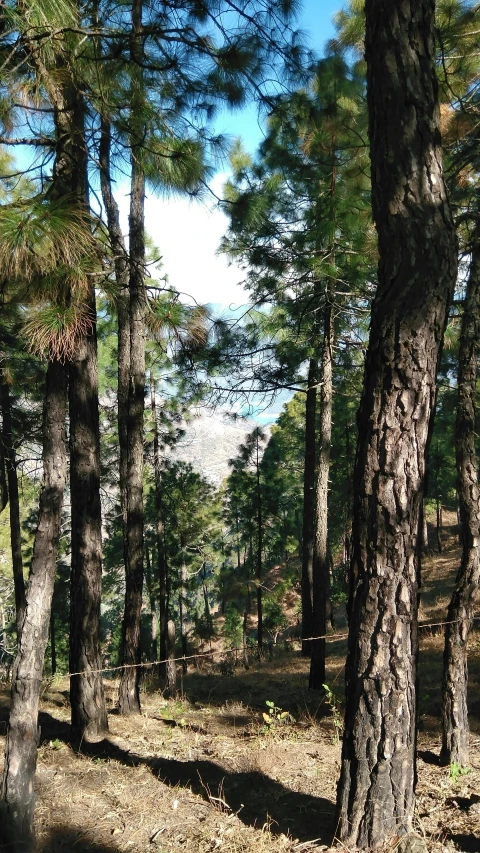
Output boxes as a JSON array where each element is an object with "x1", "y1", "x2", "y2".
[{"x1": 171, "y1": 410, "x2": 270, "y2": 486}]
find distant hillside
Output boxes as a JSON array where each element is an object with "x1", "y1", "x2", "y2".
[{"x1": 171, "y1": 410, "x2": 270, "y2": 486}]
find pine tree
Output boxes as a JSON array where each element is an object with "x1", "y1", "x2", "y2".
[{"x1": 336, "y1": 1, "x2": 457, "y2": 846}]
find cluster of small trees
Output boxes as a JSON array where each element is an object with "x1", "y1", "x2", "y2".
[{"x1": 0, "y1": 0, "x2": 479, "y2": 851}]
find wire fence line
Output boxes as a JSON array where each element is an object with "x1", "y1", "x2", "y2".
[{"x1": 60, "y1": 614, "x2": 480, "y2": 680}]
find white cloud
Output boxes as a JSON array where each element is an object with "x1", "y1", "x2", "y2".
[{"x1": 115, "y1": 172, "x2": 250, "y2": 308}]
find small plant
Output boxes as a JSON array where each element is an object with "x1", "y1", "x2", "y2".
[
  {"x1": 218, "y1": 655, "x2": 236, "y2": 676},
  {"x1": 449, "y1": 761, "x2": 470, "y2": 782},
  {"x1": 260, "y1": 700, "x2": 294, "y2": 733},
  {"x1": 323, "y1": 683, "x2": 343, "y2": 744}
]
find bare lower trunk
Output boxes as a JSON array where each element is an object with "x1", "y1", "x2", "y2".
[
  {"x1": 166, "y1": 620, "x2": 177, "y2": 698},
  {"x1": 118, "y1": 0, "x2": 146, "y2": 713},
  {"x1": 99, "y1": 115, "x2": 130, "y2": 560},
  {"x1": 441, "y1": 230, "x2": 480, "y2": 767},
  {"x1": 118, "y1": 148, "x2": 146, "y2": 714},
  {"x1": 50, "y1": 609, "x2": 56, "y2": 676},
  {"x1": 179, "y1": 562, "x2": 187, "y2": 672},
  {"x1": 69, "y1": 284, "x2": 108, "y2": 741},
  {"x1": 422, "y1": 502, "x2": 429, "y2": 553},
  {"x1": 150, "y1": 370, "x2": 167, "y2": 674},
  {"x1": 336, "y1": 2, "x2": 457, "y2": 847},
  {"x1": 310, "y1": 294, "x2": 334, "y2": 690},
  {"x1": 242, "y1": 609, "x2": 249, "y2": 669},
  {"x1": 145, "y1": 548, "x2": 158, "y2": 661},
  {"x1": 301, "y1": 357, "x2": 317, "y2": 656},
  {"x1": 0, "y1": 376, "x2": 26, "y2": 637},
  {"x1": 0, "y1": 360, "x2": 67, "y2": 852},
  {"x1": 256, "y1": 433, "x2": 263, "y2": 653}
]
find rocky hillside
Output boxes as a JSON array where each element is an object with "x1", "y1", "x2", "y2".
[{"x1": 171, "y1": 409, "x2": 270, "y2": 486}]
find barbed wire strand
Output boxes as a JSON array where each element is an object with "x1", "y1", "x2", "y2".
[{"x1": 62, "y1": 614, "x2": 480, "y2": 680}]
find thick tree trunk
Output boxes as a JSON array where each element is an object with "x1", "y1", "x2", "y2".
[
  {"x1": 301, "y1": 356, "x2": 317, "y2": 656},
  {"x1": 0, "y1": 376, "x2": 26, "y2": 637},
  {"x1": 69, "y1": 283, "x2": 109, "y2": 741},
  {"x1": 441, "y1": 231, "x2": 480, "y2": 767},
  {"x1": 309, "y1": 294, "x2": 334, "y2": 690},
  {"x1": 19, "y1": 11, "x2": 108, "y2": 747},
  {"x1": 336, "y1": 2, "x2": 457, "y2": 848},
  {"x1": 0, "y1": 360, "x2": 67, "y2": 852},
  {"x1": 118, "y1": 6, "x2": 147, "y2": 709}
]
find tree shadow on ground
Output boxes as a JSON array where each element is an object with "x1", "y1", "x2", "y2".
[
  {"x1": 446, "y1": 834, "x2": 480, "y2": 853},
  {"x1": 38, "y1": 826, "x2": 123, "y2": 852},
  {"x1": 37, "y1": 711, "x2": 335, "y2": 845},
  {"x1": 0, "y1": 825, "x2": 122, "y2": 853}
]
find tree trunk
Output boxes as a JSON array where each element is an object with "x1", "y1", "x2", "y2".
[
  {"x1": 17, "y1": 8, "x2": 108, "y2": 747},
  {"x1": 256, "y1": 433, "x2": 263, "y2": 653},
  {"x1": 0, "y1": 360, "x2": 67, "y2": 852},
  {"x1": 0, "y1": 376, "x2": 26, "y2": 638},
  {"x1": 118, "y1": 3, "x2": 147, "y2": 708},
  {"x1": 99, "y1": 114, "x2": 130, "y2": 562},
  {"x1": 69, "y1": 281, "x2": 109, "y2": 741},
  {"x1": 242, "y1": 609, "x2": 249, "y2": 669},
  {"x1": 166, "y1": 620, "x2": 177, "y2": 698},
  {"x1": 436, "y1": 493, "x2": 443, "y2": 552},
  {"x1": 441, "y1": 230, "x2": 480, "y2": 767},
  {"x1": 179, "y1": 562, "x2": 187, "y2": 672},
  {"x1": 422, "y1": 501, "x2": 429, "y2": 553},
  {"x1": 310, "y1": 294, "x2": 334, "y2": 690},
  {"x1": 150, "y1": 370, "x2": 167, "y2": 675},
  {"x1": 50, "y1": 609, "x2": 57, "y2": 677},
  {"x1": 301, "y1": 356, "x2": 317, "y2": 656},
  {"x1": 145, "y1": 547, "x2": 158, "y2": 661},
  {"x1": 0, "y1": 422, "x2": 7, "y2": 515},
  {"x1": 336, "y1": 1, "x2": 457, "y2": 847}
]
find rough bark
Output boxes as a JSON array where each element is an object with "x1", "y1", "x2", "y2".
[
  {"x1": 0, "y1": 376, "x2": 26, "y2": 637},
  {"x1": 309, "y1": 294, "x2": 334, "y2": 690},
  {"x1": 336, "y1": 1, "x2": 457, "y2": 847},
  {"x1": 47, "y1": 80, "x2": 108, "y2": 743},
  {"x1": 69, "y1": 282, "x2": 108, "y2": 741},
  {"x1": 16, "y1": 0, "x2": 108, "y2": 748},
  {"x1": 301, "y1": 356, "x2": 317, "y2": 656},
  {"x1": 118, "y1": 0, "x2": 146, "y2": 711},
  {"x1": 441, "y1": 230, "x2": 480, "y2": 767},
  {"x1": 0, "y1": 360, "x2": 67, "y2": 852}
]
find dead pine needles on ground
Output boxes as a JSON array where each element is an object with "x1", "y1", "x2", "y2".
[{"x1": 0, "y1": 524, "x2": 478, "y2": 853}]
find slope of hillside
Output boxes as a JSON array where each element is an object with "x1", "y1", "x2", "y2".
[{"x1": 172, "y1": 410, "x2": 270, "y2": 486}]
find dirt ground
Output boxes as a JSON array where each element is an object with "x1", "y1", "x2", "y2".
[{"x1": 0, "y1": 523, "x2": 479, "y2": 853}]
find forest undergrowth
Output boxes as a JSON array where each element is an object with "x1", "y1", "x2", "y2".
[{"x1": 0, "y1": 523, "x2": 478, "y2": 853}]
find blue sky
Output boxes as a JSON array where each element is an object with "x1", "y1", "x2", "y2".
[
  {"x1": 137, "y1": 0, "x2": 348, "y2": 424},
  {"x1": 215, "y1": 0, "x2": 344, "y2": 153},
  {"x1": 135, "y1": 0, "x2": 347, "y2": 311}
]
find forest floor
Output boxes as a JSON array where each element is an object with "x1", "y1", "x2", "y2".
[{"x1": 0, "y1": 522, "x2": 479, "y2": 853}]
